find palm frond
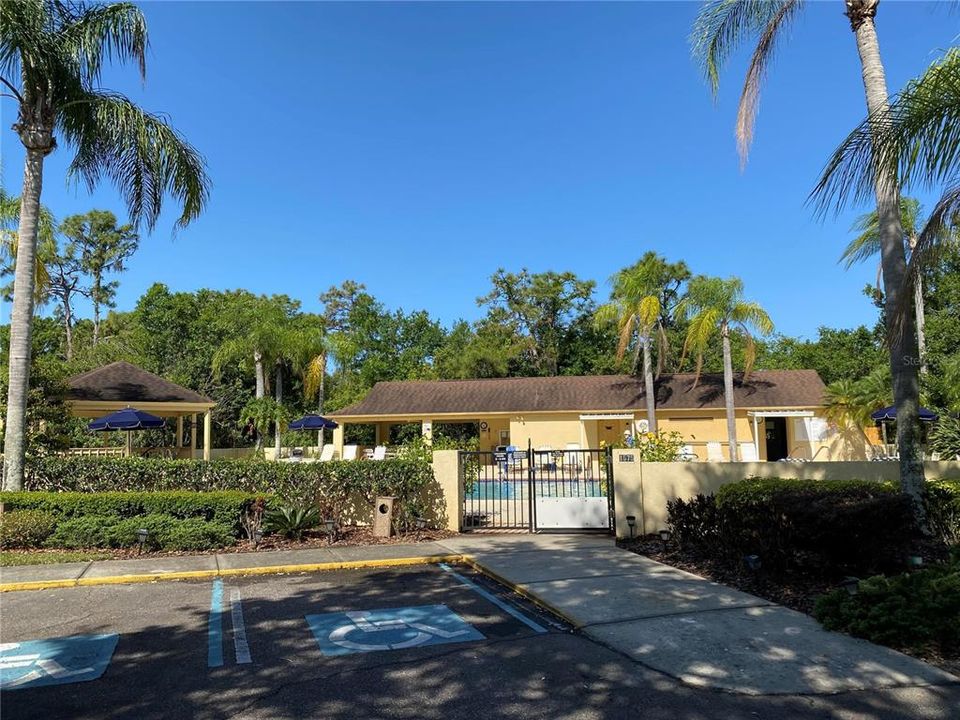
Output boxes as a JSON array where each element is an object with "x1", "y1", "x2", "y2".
[
  {"x1": 60, "y1": 90, "x2": 209, "y2": 230},
  {"x1": 734, "y1": 0, "x2": 802, "y2": 163},
  {"x1": 58, "y1": 2, "x2": 148, "y2": 82},
  {"x1": 690, "y1": 0, "x2": 798, "y2": 96},
  {"x1": 731, "y1": 301, "x2": 774, "y2": 336},
  {"x1": 813, "y1": 48, "x2": 960, "y2": 215}
]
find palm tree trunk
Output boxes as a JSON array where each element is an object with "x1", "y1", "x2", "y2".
[
  {"x1": 317, "y1": 354, "x2": 326, "y2": 450},
  {"x1": 641, "y1": 334, "x2": 657, "y2": 433},
  {"x1": 847, "y1": 0, "x2": 925, "y2": 510},
  {"x1": 3, "y1": 148, "x2": 46, "y2": 490},
  {"x1": 253, "y1": 351, "x2": 265, "y2": 399},
  {"x1": 721, "y1": 326, "x2": 739, "y2": 461},
  {"x1": 274, "y1": 363, "x2": 283, "y2": 458}
]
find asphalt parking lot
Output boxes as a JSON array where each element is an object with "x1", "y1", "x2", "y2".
[{"x1": 1, "y1": 564, "x2": 957, "y2": 720}]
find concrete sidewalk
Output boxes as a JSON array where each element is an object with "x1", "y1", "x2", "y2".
[{"x1": 2, "y1": 533, "x2": 957, "y2": 697}]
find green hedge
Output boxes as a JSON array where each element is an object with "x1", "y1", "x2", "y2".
[
  {"x1": 925, "y1": 479, "x2": 960, "y2": 546},
  {"x1": 0, "y1": 510, "x2": 57, "y2": 549},
  {"x1": 45, "y1": 514, "x2": 235, "y2": 551},
  {"x1": 24, "y1": 457, "x2": 433, "y2": 507},
  {"x1": 0, "y1": 491, "x2": 258, "y2": 533},
  {"x1": 668, "y1": 478, "x2": 917, "y2": 576}
]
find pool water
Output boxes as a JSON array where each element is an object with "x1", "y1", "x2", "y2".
[{"x1": 466, "y1": 480, "x2": 605, "y2": 500}]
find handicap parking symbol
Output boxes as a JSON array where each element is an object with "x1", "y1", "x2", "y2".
[
  {"x1": 306, "y1": 604, "x2": 484, "y2": 657},
  {"x1": 0, "y1": 634, "x2": 118, "y2": 690}
]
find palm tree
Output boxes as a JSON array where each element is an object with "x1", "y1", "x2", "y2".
[
  {"x1": 595, "y1": 253, "x2": 690, "y2": 432},
  {"x1": 678, "y1": 276, "x2": 774, "y2": 461},
  {"x1": 692, "y1": 0, "x2": 923, "y2": 505},
  {"x1": 289, "y1": 319, "x2": 334, "y2": 448},
  {"x1": 840, "y1": 197, "x2": 949, "y2": 374},
  {"x1": 1, "y1": 1, "x2": 209, "y2": 490}
]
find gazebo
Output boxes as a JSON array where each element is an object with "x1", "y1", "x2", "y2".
[{"x1": 65, "y1": 361, "x2": 216, "y2": 460}]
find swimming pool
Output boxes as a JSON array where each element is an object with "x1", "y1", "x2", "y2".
[{"x1": 466, "y1": 479, "x2": 606, "y2": 500}]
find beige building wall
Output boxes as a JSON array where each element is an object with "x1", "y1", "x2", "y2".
[{"x1": 509, "y1": 414, "x2": 586, "y2": 450}]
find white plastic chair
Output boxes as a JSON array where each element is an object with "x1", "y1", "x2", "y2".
[
  {"x1": 738, "y1": 443, "x2": 759, "y2": 462},
  {"x1": 318, "y1": 445, "x2": 336, "y2": 462},
  {"x1": 372, "y1": 445, "x2": 387, "y2": 461},
  {"x1": 706, "y1": 442, "x2": 724, "y2": 462},
  {"x1": 342, "y1": 445, "x2": 359, "y2": 461}
]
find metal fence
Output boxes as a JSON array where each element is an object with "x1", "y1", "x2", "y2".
[{"x1": 460, "y1": 444, "x2": 613, "y2": 532}]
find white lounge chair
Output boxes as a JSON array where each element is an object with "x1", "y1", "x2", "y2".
[
  {"x1": 372, "y1": 445, "x2": 387, "y2": 461},
  {"x1": 738, "y1": 443, "x2": 759, "y2": 462},
  {"x1": 342, "y1": 445, "x2": 359, "y2": 461},
  {"x1": 678, "y1": 445, "x2": 698, "y2": 461},
  {"x1": 318, "y1": 444, "x2": 336, "y2": 462},
  {"x1": 706, "y1": 442, "x2": 724, "y2": 462}
]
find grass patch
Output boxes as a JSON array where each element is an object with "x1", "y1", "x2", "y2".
[{"x1": 0, "y1": 550, "x2": 113, "y2": 566}]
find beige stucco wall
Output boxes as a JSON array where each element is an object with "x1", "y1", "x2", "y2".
[
  {"x1": 509, "y1": 414, "x2": 586, "y2": 450},
  {"x1": 612, "y1": 457, "x2": 960, "y2": 539}
]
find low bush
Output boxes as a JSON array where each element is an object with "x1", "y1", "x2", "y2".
[
  {"x1": 926, "y1": 479, "x2": 960, "y2": 547},
  {"x1": 0, "y1": 491, "x2": 258, "y2": 535},
  {"x1": 46, "y1": 513, "x2": 234, "y2": 551},
  {"x1": 814, "y1": 556, "x2": 960, "y2": 655},
  {"x1": 715, "y1": 478, "x2": 916, "y2": 575},
  {"x1": 0, "y1": 510, "x2": 58, "y2": 549},
  {"x1": 666, "y1": 494, "x2": 721, "y2": 555}
]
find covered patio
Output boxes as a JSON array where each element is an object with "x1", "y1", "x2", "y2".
[{"x1": 65, "y1": 361, "x2": 216, "y2": 460}]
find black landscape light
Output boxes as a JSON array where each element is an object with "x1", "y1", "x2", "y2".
[
  {"x1": 253, "y1": 529, "x2": 263, "y2": 549},
  {"x1": 839, "y1": 577, "x2": 860, "y2": 596},
  {"x1": 744, "y1": 554, "x2": 761, "y2": 572},
  {"x1": 658, "y1": 529, "x2": 672, "y2": 543},
  {"x1": 136, "y1": 528, "x2": 149, "y2": 555},
  {"x1": 625, "y1": 515, "x2": 637, "y2": 539},
  {"x1": 324, "y1": 518, "x2": 337, "y2": 544}
]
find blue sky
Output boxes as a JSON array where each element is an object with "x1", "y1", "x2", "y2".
[{"x1": 2, "y1": 1, "x2": 957, "y2": 339}]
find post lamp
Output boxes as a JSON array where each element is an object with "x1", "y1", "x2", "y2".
[
  {"x1": 324, "y1": 518, "x2": 337, "y2": 545},
  {"x1": 136, "y1": 528, "x2": 149, "y2": 555},
  {"x1": 625, "y1": 516, "x2": 637, "y2": 540},
  {"x1": 252, "y1": 529, "x2": 263, "y2": 550},
  {"x1": 744, "y1": 554, "x2": 761, "y2": 572},
  {"x1": 658, "y1": 529, "x2": 672, "y2": 543},
  {"x1": 839, "y1": 576, "x2": 860, "y2": 596}
]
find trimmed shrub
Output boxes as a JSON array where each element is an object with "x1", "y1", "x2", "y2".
[
  {"x1": 814, "y1": 557, "x2": 960, "y2": 655},
  {"x1": 714, "y1": 478, "x2": 916, "y2": 575},
  {"x1": 666, "y1": 494, "x2": 721, "y2": 555},
  {"x1": 0, "y1": 510, "x2": 57, "y2": 549},
  {"x1": 0, "y1": 491, "x2": 258, "y2": 535},
  {"x1": 46, "y1": 513, "x2": 234, "y2": 551},
  {"x1": 925, "y1": 479, "x2": 960, "y2": 547}
]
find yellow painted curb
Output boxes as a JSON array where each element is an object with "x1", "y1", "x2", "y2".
[
  {"x1": 0, "y1": 554, "x2": 465, "y2": 593},
  {"x1": 460, "y1": 557, "x2": 584, "y2": 629}
]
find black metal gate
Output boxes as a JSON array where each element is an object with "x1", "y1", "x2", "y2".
[{"x1": 460, "y1": 443, "x2": 614, "y2": 532}]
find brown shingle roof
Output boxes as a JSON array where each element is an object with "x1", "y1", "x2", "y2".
[
  {"x1": 67, "y1": 361, "x2": 214, "y2": 405},
  {"x1": 332, "y1": 370, "x2": 827, "y2": 417}
]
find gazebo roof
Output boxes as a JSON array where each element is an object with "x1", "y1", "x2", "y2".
[{"x1": 67, "y1": 361, "x2": 214, "y2": 406}]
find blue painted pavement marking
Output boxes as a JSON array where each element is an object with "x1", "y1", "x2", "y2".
[
  {"x1": 306, "y1": 605, "x2": 484, "y2": 657},
  {"x1": 208, "y1": 579, "x2": 224, "y2": 668},
  {"x1": 0, "y1": 634, "x2": 118, "y2": 690},
  {"x1": 439, "y1": 563, "x2": 548, "y2": 634}
]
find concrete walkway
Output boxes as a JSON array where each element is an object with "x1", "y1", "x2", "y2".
[{"x1": 2, "y1": 534, "x2": 957, "y2": 696}]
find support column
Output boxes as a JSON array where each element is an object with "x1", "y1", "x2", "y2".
[
  {"x1": 203, "y1": 410, "x2": 212, "y2": 461},
  {"x1": 753, "y1": 415, "x2": 761, "y2": 462},
  {"x1": 190, "y1": 413, "x2": 197, "y2": 455},
  {"x1": 333, "y1": 423, "x2": 345, "y2": 460},
  {"x1": 177, "y1": 416, "x2": 184, "y2": 448}
]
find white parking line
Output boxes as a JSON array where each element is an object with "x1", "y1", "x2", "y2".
[{"x1": 229, "y1": 587, "x2": 252, "y2": 665}]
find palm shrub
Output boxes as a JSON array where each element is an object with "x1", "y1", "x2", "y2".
[
  {"x1": 929, "y1": 416, "x2": 960, "y2": 461},
  {"x1": 265, "y1": 503, "x2": 321, "y2": 540}
]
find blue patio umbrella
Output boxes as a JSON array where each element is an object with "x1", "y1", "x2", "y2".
[
  {"x1": 870, "y1": 406, "x2": 939, "y2": 422},
  {"x1": 288, "y1": 414, "x2": 339, "y2": 431},
  {"x1": 89, "y1": 407, "x2": 166, "y2": 457}
]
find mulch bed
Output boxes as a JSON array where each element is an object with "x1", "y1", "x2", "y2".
[{"x1": 618, "y1": 535, "x2": 960, "y2": 676}]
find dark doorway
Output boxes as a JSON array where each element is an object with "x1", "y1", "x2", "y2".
[
  {"x1": 764, "y1": 418, "x2": 788, "y2": 461},
  {"x1": 764, "y1": 417, "x2": 788, "y2": 461}
]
